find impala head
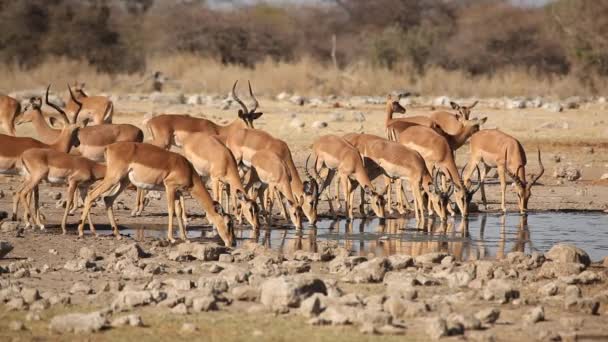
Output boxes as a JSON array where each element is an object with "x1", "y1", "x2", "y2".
[
  {"x1": 286, "y1": 200, "x2": 303, "y2": 229},
  {"x1": 464, "y1": 116, "x2": 487, "y2": 133},
  {"x1": 213, "y1": 201, "x2": 236, "y2": 246},
  {"x1": 426, "y1": 168, "x2": 454, "y2": 221},
  {"x1": 450, "y1": 100, "x2": 478, "y2": 120},
  {"x1": 16, "y1": 97, "x2": 42, "y2": 125},
  {"x1": 302, "y1": 154, "x2": 321, "y2": 224},
  {"x1": 45, "y1": 84, "x2": 84, "y2": 125},
  {"x1": 235, "y1": 189, "x2": 260, "y2": 230},
  {"x1": 505, "y1": 149, "x2": 544, "y2": 214},
  {"x1": 231, "y1": 80, "x2": 263, "y2": 128},
  {"x1": 453, "y1": 164, "x2": 482, "y2": 217},
  {"x1": 71, "y1": 81, "x2": 88, "y2": 98},
  {"x1": 386, "y1": 94, "x2": 406, "y2": 114},
  {"x1": 365, "y1": 185, "x2": 386, "y2": 218}
]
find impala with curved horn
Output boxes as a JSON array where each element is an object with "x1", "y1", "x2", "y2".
[
  {"x1": 63, "y1": 82, "x2": 114, "y2": 125},
  {"x1": 462, "y1": 129, "x2": 544, "y2": 214}
]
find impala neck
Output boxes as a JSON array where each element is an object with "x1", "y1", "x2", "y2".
[
  {"x1": 448, "y1": 125, "x2": 478, "y2": 150},
  {"x1": 191, "y1": 174, "x2": 222, "y2": 218},
  {"x1": 442, "y1": 158, "x2": 464, "y2": 189},
  {"x1": 385, "y1": 102, "x2": 395, "y2": 127},
  {"x1": 30, "y1": 109, "x2": 61, "y2": 144},
  {"x1": 218, "y1": 119, "x2": 248, "y2": 139},
  {"x1": 49, "y1": 127, "x2": 76, "y2": 153}
]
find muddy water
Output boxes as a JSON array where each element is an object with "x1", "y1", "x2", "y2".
[{"x1": 118, "y1": 212, "x2": 608, "y2": 262}]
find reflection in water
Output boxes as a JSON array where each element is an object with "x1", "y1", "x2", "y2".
[{"x1": 120, "y1": 212, "x2": 608, "y2": 261}]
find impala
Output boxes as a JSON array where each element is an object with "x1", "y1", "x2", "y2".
[
  {"x1": 146, "y1": 81, "x2": 262, "y2": 148},
  {"x1": 245, "y1": 150, "x2": 304, "y2": 229},
  {"x1": 462, "y1": 129, "x2": 544, "y2": 214},
  {"x1": 16, "y1": 148, "x2": 106, "y2": 233},
  {"x1": 17, "y1": 85, "x2": 144, "y2": 162},
  {"x1": 383, "y1": 95, "x2": 438, "y2": 140},
  {"x1": 77, "y1": 142, "x2": 235, "y2": 245},
  {"x1": 180, "y1": 132, "x2": 260, "y2": 229},
  {"x1": 397, "y1": 125, "x2": 480, "y2": 217},
  {"x1": 310, "y1": 134, "x2": 386, "y2": 220},
  {"x1": 343, "y1": 133, "x2": 450, "y2": 222},
  {"x1": 0, "y1": 94, "x2": 24, "y2": 136},
  {"x1": 0, "y1": 97, "x2": 82, "y2": 222},
  {"x1": 63, "y1": 82, "x2": 114, "y2": 125}
]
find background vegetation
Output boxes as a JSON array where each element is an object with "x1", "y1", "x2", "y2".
[{"x1": 0, "y1": 0, "x2": 606, "y2": 97}]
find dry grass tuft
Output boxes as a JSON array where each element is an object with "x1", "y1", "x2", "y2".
[{"x1": 1, "y1": 55, "x2": 605, "y2": 98}]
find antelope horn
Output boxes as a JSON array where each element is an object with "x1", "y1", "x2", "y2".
[
  {"x1": 432, "y1": 167, "x2": 442, "y2": 194},
  {"x1": 248, "y1": 80, "x2": 259, "y2": 113},
  {"x1": 68, "y1": 83, "x2": 83, "y2": 124},
  {"x1": 231, "y1": 80, "x2": 249, "y2": 114},
  {"x1": 304, "y1": 154, "x2": 319, "y2": 196},
  {"x1": 529, "y1": 149, "x2": 544, "y2": 187},
  {"x1": 45, "y1": 84, "x2": 69, "y2": 124},
  {"x1": 503, "y1": 149, "x2": 525, "y2": 188},
  {"x1": 469, "y1": 164, "x2": 482, "y2": 194}
]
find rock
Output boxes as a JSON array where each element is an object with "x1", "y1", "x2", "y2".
[
  {"x1": 387, "y1": 255, "x2": 413, "y2": 270},
  {"x1": 552, "y1": 166, "x2": 582, "y2": 181},
  {"x1": 111, "y1": 314, "x2": 144, "y2": 327},
  {"x1": 168, "y1": 242, "x2": 226, "y2": 261},
  {"x1": 260, "y1": 276, "x2": 327, "y2": 311},
  {"x1": 283, "y1": 260, "x2": 311, "y2": 274},
  {"x1": 49, "y1": 311, "x2": 107, "y2": 333},
  {"x1": 328, "y1": 256, "x2": 366, "y2": 274},
  {"x1": 30, "y1": 299, "x2": 50, "y2": 311},
  {"x1": 9, "y1": 320, "x2": 25, "y2": 331},
  {"x1": 482, "y1": 279, "x2": 519, "y2": 304},
  {"x1": 385, "y1": 282, "x2": 418, "y2": 300},
  {"x1": 565, "y1": 285, "x2": 582, "y2": 299},
  {"x1": 20, "y1": 288, "x2": 40, "y2": 303},
  {"x1": 475, "y1": 307, "x2": 500, "y2": 324},
  {"x1": 506, "y1": 99, "x2": 526, "y2": 109},
  {"x1": 111, "y1": 291, "x2": 154, "y2": 311},
  {"x1": 355, "y1": 309, "x2": 392, "y2": 326},
  {"x1": 328, "y1": 113, "x2": 344, "y2": 122},
  {"x1": 311, "y1": 121, "x2": 327, "y2": 129},
  {"x1": 6, "y1": 297, "x2": 27, "y2": 311},
  {"x1": 180, "y1": 323, "x2": 198, "y2": 333},
  {"x1": 299, "y1": 293, "x2": 326, "y2": 318},
  {"x1": 1, "y1": 221, "x2": 20, "y2": 233},
  {"x1": 351, "y1": 112, "x2": 366, "y2": 122},
  {"x1": 376, "y1": 324, "x2": 406, "y2": 335},
  {"x1": 448, "y1": 313, "x2": 482, "y2": 330},
  {"x1": 192, "y1": 296, "x2": 218, "y2": 312},
  {"x1": 276, "y1": 92, "x2": 290, "y2": 101},
  {"x1": 545, "y1": 244, "x2": 590, "y2": 267},
  {"x1": 218, "y1": 254, "x2": 234, "y2": 263},
  {"x1": 538, "y1": 261, "x2": 584, "y2": 278},
  {"x1": 475, "y1": 260, "x2": 495, "y2": 280},
  {"x1": 186, "y1": 94, "x2": 202, "y2": 105},
  {"x1": 446, "y1": 271, "x2": 473, "y2": 288},
  {"x1": 0, "y1": 240, "x2": 13, "y2": 258},
  {"x1": 290, "y1": 95, "x2": 307, "y2": 106},
  {"x1": 542, "y1": 102, "x2": 563, "y2": 113},
  {"x1": 564, "y1": 297, "x2": 599, "y2": 315},
  {"x1": 426, "y1": 317, "x2": 448, "y2": 340},
  {"x1": 70, "y1": 282, "x2": 93, "y2": 295},
  {"x1": 575, "y1": 270, "x2": 601, "y2": 284},
  {"x1": 523, "y1": 306, "x2": 545, "y2": 324},
  {"x1": 415, "y1": 252, "x2": 447, "y2": 265},
  {"x1": 446, "y1": 319, "x2": 464, "y2": 336},
  {"x1": 600, "y1": 173, "x2": 608, "y2": 181},
  {"x1": 289, "y1": 118, "x2": 305, "y2": 128},
  {"x1": 79, "y1": 247, "x2": 97, "y2": 261},
  {"x1": 113, "y1": 243, "x2": 148, "y2": 261},
  {"x1": 317, "y1": 305, "x2": 353, "y2": 325},
  {"x1": 539, "y1": 282, "x2": 558, "y2": 296},
  {"x1": 171, "y1": 303, "x2": 189, "y2": 315},
  {"x1": 149, "y1": 92, "x2": 185, "y2": 105},
  {"x1": 343, "y1": 257, "x2": 389, "y2": 283},
  {"x1": 164, "y1": 279, "x2": 193, "y2": 291},
  {"x1": 231, "y1": 285, "x2": 260, "y2": 301}
]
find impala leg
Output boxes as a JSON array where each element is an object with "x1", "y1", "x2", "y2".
[
  {"x1": 18, "y1": 182, "x2": 38, "y2": 229},
  {"x1": 61, "y1": 181, "x2": 78, "y2": 234},
  {"x1": 179, "y1": 195, "x2": 188, "y2": 227},
  {"x1": 359, "y1": 185, "x2": 366, "y2": 216},
  {"x1": 103, "y1": 183, "x2": 127, "y2": 239},
  {"x1": 341, "y1": 176, "x2": 353, "y2": 220},
  {"x1": 265, "y1": 187, "x2": 274, "y2": 227},
  {"x1": 131, "y1": 189, "x2": 142, "y2": 216},
  {"x1": 174, "y1": 193, "x2": 188, "y2": 241},
  {"x1": 275, "y1": 189, "x2": 289, "y2": 220},
  {"x1": 479, "y1": 165, "x2": 490, "y2": 210},
  {"x1": 166, "y1": 188, "x2": 177, "y2": 243},
  {"x1": 78, "y1": 178, "x2": 126, "y2": 238},
  {"x1": 348, "y1": 180, "x2": 357, "y2": 218},
  {"x1": 497, "y1": 165, "x2": 507, "y2": 213}
]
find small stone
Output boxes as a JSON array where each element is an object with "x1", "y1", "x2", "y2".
[
  {"x1": 475, "y1": 307, "x2": 500, "y2": 324},
  {"x1": 426, "y1": 317, "x2": 448, "y2": 340},
  {"x1": 9, "y1": 320, "x2": 25, "y2": 331},
  {"x1": 171, "y1": 303, "x2": 189, "y2": 315},
  {"x1": 539, "y1": 282, "x2": 558, "y2": 297},
  {"x1": 192, "y1": 296, "x2": 218, "y2": 312},
  {"x1": 164, "y1": 279, "x2": 193, "y2": 291},
  {"x1": 218, "y1": 254, "x2": 234, "y2": 263},
  {"x1": 564, "y1": 297, "x2": 599, "y2": 315},
  {"x1": 0, "y1": 240, "x2": 14, "y2": 258},
  {"x1": 49, "y1": 311, "x2": 107, "y2": 333},
  {"x1": 545, "y1": 244, "x2": 590, "y2": 267},
  {"x1": 289, "y1": 118, "x2": 305, "y2": 128},
  {"x1": 49, "y1": 249, "x2": 58, "y2": 255},
  {"x1": 565, "y1": 285, "x2": 582, "y2": 299},
  {"x1": 311, "y1": 121, "x2": 328, "y2": 129},
  {"x1": 6, "y1": 297, "x2": 27, "y2": 311},
  {"x1": 79, "y1": 247, "x2": 97, "y2": 261},
  {"x1": 1, "y1": 221, "x2": 20, "y2": 233},
  {"x1": 180, "y1": 323, "x2": 198, "y2": 333},
  {"x1": 523, "y1": 306, "x2": 545, "y2": 324},
  {"x1": 231, "y1": 285, "x2": 260, "y2": 302},
  {"x1": 70, "y1": 282, "x2": 93, "y2": 295},
  {"x1": 482, "y1": 279, "x2": 519, "y2": 303},
  {"x1": 111, "y1": 314, "x2": 144, "y2": 327},
  {"x1": 299, "y1": 293, "x2": 326, "y2": 318},
  {"x1": 448, "y1": 313, "x2": 482, "y2": 330},
  {"x1": 21, "y1": 288, "x2": 40, "y2": 303}
]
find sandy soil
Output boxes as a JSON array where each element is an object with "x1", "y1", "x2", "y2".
[{"x1": 0, "y1": 95, "x2": 607, "y2": 340}]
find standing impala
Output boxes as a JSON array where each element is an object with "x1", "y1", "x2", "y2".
[
  {"x1": 397, "y1": 125, "x2": 480, "y2": 217},
  {"x1": 0, "y1": 94, "x2": 24, "y2": 135},
  {"x1": 383, "y1": 94, "x2": 437, "y2": 140},
  {"x1": 462, "y1": 129, "x2": 544, "y2": 214},
  {"x1": 16, "y1": 148, "x2": 106, "y2": 233},
  {"x1": 180, "y1": 132, "x2": 260, "y2": 230},
  {"x1": 311, "y1": 134, "x2": 386, "y2": 220},
  {"x1": 146, "y1": 81, "x2": 263, "y2": 148},
  {"x1": 63, "y1": 82, "x2": 114, "y2": 125},
  {"x1": 77, "y1": 142, "x2": 234, "y2": 245}
]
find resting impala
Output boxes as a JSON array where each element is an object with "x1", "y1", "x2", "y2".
[
  {"x1": 0, "y1": 97, "x2": 82, "y2": 221},
  {"x1": 462, "y1": 129, "x2": 544, "y2": 214},
  {"x1": 343, "y1": 133, "x2": 450, "y2": 223},
  {"x1": 245, "y1": 150, "x2": 304, "y2": 229},
  {"x1": 16, "y1": 148, "x2": 105, "y2": 233},
  {"x1": 146, "y1": 81, "x2": 263, "y2": 148},
  {"x1": 77, "y1": 142, "x2": 235, "y2": 245},
  {"x1": 397, "y1": 125, "x2": 480, "y2": 217},
  {"x1": 180, "y1": 132, "x2": 260, "y2": 230},
  {"x1": 311, "y1": 134, "x2": 386, "y2": 219},
  {"x1": 0, "y1": 94, "x2": 24, "y2": 136},
  {"x1": 17, "y1": 85, "x2": 143, "y2": 162},
  {"x1": 62, "y1": 82, "x2": 114, "y2": 125}
]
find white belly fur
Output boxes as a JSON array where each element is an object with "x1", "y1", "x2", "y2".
[{"x1": 128, "y1": 171, "x2": 164, "y2": 191}]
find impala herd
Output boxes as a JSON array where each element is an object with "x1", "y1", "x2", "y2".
[{"x1": 0, "y1": 82, "x2": 544, "y2": 246}]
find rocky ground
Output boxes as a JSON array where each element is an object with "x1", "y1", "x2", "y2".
[
  {"x1": 0, "y1": 235, "x2": 607, "y2": 341},
  {"x1": 0, "y1": 92, "x2": 607, "y2": 340}
]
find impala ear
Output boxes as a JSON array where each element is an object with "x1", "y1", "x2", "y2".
[
  {"x1": 470, "y1": 100, "x2": 479, "y2": 109},
  {"x1": 237, "y1": 109, "x2": 245, "y2": 118},
  {"x1": 386, "y1": 94, "x2": 393, "y2": 101},
  {"x1": 251, "y1": 111, "x2": 263, "y2": 120},
  {"x1": 450, "y1": 101, "x2": 460, "y2": 110},
  {"x1": 364, "y1": 185, "x2": 373, "y2": 196},
  {"x1": 212, "y1": 201, "x2": 225, "y2": 215},
  {"x1": 478, "y1": 117, "x2": 488, "y2": 125}
]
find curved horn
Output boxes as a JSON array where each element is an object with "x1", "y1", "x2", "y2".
[
  {"x1": 304, "y1": 154, "x2": 319, "y2": 196},
  {"x1": 529, "y1": 149, "x2": 544, "y2": 187},
  {"x1": 469, "y1": 164, "x2": 482, "y2": 194},
  {"x1": 503, "y1": 149, "x2": 524, "y2": 188},
  {"x1": 67, "y1": 83, "x2": 83, "y2": 124},
  {"x1": 432, "y1": 166, "x2": 442, "y2": 194},
  {"x1": 248, "y1": 80, "x2": 259, "y2": 113},
  {"x1": 231, "y1": 80, "x2": 249, "y2": 114},
  {"x1": 45, "y1": 84, "x2": 70, "y2": 124}
]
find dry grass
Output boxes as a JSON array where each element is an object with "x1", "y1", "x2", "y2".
[{"x1": 1, "y1": 54, "x2": 606, "y2": 98}]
